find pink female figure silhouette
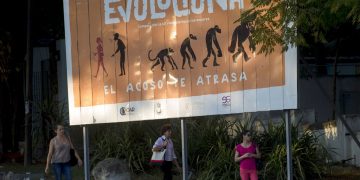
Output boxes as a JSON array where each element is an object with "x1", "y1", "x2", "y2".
[{"x1": 93, "y1": 37, "x2": 108, "y2": 78}]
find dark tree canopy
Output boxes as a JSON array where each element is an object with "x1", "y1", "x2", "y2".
[{"x1": 237, "y1": 0, "x2": 360, "y2": 55}]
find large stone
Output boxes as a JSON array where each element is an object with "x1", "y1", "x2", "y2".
[{"x1": 91, "y1": 158, "x2": 131, "y2": 180}]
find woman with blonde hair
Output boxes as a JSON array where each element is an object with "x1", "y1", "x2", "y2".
[{"x1": 45, "y1": 124, "x2": 82, "y2": 180}]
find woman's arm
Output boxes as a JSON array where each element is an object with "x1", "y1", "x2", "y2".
[
  {"x1": 172, "y1": 159, "x2": 181, "y2": 172},
  {"x1": 152, "y1": 138, "x2": 168, "y2": 152},
  {"x1": 234, "y1": 150, "x2": 252, "y2": 162},
  {"x1": 172, "y1": 144, "x2": 181, "y2": 172},
  {"x1": 45, "y1": 140, "x2": 54, "y2": 174}
]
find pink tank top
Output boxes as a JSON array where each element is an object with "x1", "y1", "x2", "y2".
[{"x1": 236, "y1": 143, "x2": 257, "y2": 170}]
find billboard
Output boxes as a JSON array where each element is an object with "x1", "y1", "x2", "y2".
[{"x1": 63, "y1": 0, "x2": 297, "y2": 125}]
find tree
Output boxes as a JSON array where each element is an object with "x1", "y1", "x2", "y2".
[
  {"x1": 237, "y1": 0, "x2": 359, "y2": 54},
  {"x1": 237, "y1": 0, "x2": 360, "y2": 148}
]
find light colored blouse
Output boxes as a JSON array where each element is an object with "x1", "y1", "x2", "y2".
[
  {"x1": 153, "y1": 135, "x2": 177, "y2": 161},
  {"x1": 51, "y1": 136, "x2": 71, "y2": 163}
]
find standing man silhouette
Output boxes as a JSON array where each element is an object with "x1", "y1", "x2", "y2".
[
  {"x1": 202, "y1": 25, "x2": 223, "y2": 67},
  {"x1": 111, "y1": 33, "x2": 126, "y2": 76}
]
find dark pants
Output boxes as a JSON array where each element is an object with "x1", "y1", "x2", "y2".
[
  {"x1": 52, "y1": 162, "x2": 72, "y2": 180},
  {"x1": 161, "y1": 161, "x2": 173, "y2": 180}
]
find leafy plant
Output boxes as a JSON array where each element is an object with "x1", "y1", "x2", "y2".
[
  {"x1": 187, "y1": 115, "x2": 257, "y2": 179},
  {"x1": 89, "y1": 114, "x2": 329, "y2": 180},
  {"x1": 90, "y1": 122, "x2": 161, "y2": 174},
  {"x1": 259, "y1": 119, "x2": 329, "y2": 180},
  {"x1": 32, "y1": 97, "x2": 69, "y2": 159},
  {"x1": 186, "y1": 114, "x2": 329, "y2": 180}
]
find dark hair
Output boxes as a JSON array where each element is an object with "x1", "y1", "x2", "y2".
[
  {"x1": 53, "y1": 123, "x2": 64, "y2": 130},
  {"x1": 242, "y1": 130, "x2": 251, "y2": 136},
  {"x1": 161, "y1": 124, "x2": 172, "y2": 135}
]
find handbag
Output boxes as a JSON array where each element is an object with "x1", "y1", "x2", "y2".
[
  {"x1": 149, "y1": 149, "x2": 167, "y2": 166},
  {"x1": 69, "y1": 148, "x2": 77, "y2": 166},
  {"x1": 67, "y1": 135, "x2": 77, "y2": 166}
]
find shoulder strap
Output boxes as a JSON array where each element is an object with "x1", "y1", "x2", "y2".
[
  {"x1": 67, "y1": 135, "x2": 74, "y2": 149},
  {"x1": 161, "y1": 137, "x2": 167, "y2": 149}
]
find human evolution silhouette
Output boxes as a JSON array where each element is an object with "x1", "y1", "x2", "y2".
[{"x1": 92, "y1": 21, "x2": 256, "y2": 77}]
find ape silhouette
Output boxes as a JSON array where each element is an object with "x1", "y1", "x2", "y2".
[
  {"x1": 148, "y1": 48, "x2": 178, "y2": 71},
  {"x1": 228, "y1": 21, "x2": 255, "y2": 62},
  {"x1": 180, "y1": 34, "x2": 197, "y2": 69},
  {"x1": 111, "y1": 33, "x2": 126, "y2": 76},
  {"x1": 93, "y1": 37, "x2": 108, "y2": 78},
  {"x1": 202, "y1": 25, "x2": 222, "y2": 67}
]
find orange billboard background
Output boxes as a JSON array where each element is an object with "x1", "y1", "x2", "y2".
[{"x1": 67, "y1": 0, "x2": 284, "y2": 108}]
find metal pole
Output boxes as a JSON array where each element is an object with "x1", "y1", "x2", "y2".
[
  {"x1": 285, "y1": 110, "x2": 293, "y2": 180},
  {"x1": 83, "y1": 126, "x2": 90, "y2": 180},
  {"x1": 181, "y1": 119, "x2": 188, "y2": 180},
  {"x1": 24, "y1": 0, "x2": 32, "y2": 166}
]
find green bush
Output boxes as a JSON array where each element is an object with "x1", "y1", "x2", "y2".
[
  {"x1": 187, "y1": 115, "x2": 329, "y2": 180},
  {"x1": 89, "y1": 115, "x2": 329, "y2": 180},
  {"x1": 259, "y1": 120, "x2": 329, "y2": 180},
  {"x1": 90, "y1": 122, "x2": 157, "y2": 174}
]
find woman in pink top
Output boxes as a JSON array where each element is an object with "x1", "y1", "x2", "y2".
[{"x1": 234, "y1": 130, "x2": 261, "y2": 180}]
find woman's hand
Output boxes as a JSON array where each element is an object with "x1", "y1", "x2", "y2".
[
  {"x1": 78, "y1": 158, "x2": 83, "y2": 167},
  {"x1": 176, "y1": 166, "x2": 182, "y2": 174},
  {"x1": 241, "y1": 153, "x2": 252, "y2": 159},
  {"x1": 45, "y1": 166, "x2": 49, "y2": 174},
  {"x1": 163, "y1": 140, "x2": 168, "y2": 148}
]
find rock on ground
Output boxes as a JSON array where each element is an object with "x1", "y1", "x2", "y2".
[{"x1": 91, "y1": 158, "x2": 131, "y2": 180}]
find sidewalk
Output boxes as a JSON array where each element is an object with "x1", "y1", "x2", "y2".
[
  {"x1": 0, "y1": 171, "x2": 45, "y2": 180},
  {"x1": 0, "y1": 163, "x2": 83, "y2": 180}
]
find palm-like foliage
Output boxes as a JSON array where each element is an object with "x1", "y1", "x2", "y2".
[
  {"x1": 90, "y1": 121, "x2": 163, "y2": 174},
  {"x1": 187, "y1": 114, "x2": 260, "y2": 179},
  {"x1": 187, "y1": 115, "x2": 329, "y2": 180},
  {"x1": 259, "y1": 119, "x2": 329, "y2": 180},
  {"x1": 30, "y1": 97, "x2": 69, "y2": 159},
  {"x1": 89, "y1": 115, "x2": 329, "y2": 179}
]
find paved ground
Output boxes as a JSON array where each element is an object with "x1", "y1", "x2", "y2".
[{"x1": 1, "y1": 163, "x2": 359, "y2": 179}]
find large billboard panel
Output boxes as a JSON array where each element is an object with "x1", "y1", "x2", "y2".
[{"x1": 63, "y1": 0, "x2": 297, "y2": 125}]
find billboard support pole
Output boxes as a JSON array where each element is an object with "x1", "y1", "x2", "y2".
[
  {"x1": 285, "y1": 110, "x2": 293, "y2": 180},
  {"x1": 181, "y1": 119, "x2": 189, "y2": 180},
  {"x1": 83, "y1": 126, "x2": 90, "y2": 180}
]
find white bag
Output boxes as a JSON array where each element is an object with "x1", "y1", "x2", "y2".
[{"x1": 150, "y1": 149, "x2": 167, "y2": 166}]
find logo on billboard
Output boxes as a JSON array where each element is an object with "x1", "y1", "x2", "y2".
[
  {"x1": 222, "y1": 96, "x2": 231, "y2": 106},
  {"x1": 156, "y1": 102, "x2": 161, "y2": 114},
  {"x1": 120, "y1": 106, "x2": 135, "y2": 115}
]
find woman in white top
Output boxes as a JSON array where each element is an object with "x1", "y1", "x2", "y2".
[
  {"x1": 153, "y1": 124, "x2": 181, "y2": 180},
  {"x1": 45, "y1": 124, "x2": 83, "y2": 180}
]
